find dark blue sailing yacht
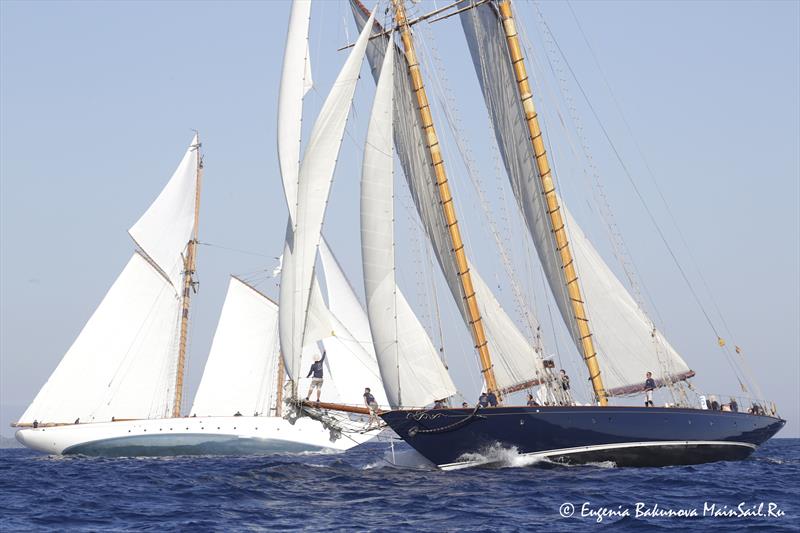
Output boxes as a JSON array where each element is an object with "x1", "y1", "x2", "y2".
[{"x1": 346, "y1": 0, "x2": 785, "y2": 470}]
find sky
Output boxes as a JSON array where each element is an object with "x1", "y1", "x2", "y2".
[{"x1": 1, "y1": 0, "x2": 798, "y2": 438}]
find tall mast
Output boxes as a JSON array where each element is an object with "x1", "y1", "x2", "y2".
[
  {"x1": 390, "y1": 0, "x2": 499, "y2": 395},
  {"x1": 496, "y1": 0, "x2": 607, "y2": 405},
  {"x1": 172, "y1": 134, "x2": 203, "y2": 417}
]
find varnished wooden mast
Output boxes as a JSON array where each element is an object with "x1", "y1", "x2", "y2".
[
  {"x1": 390, "y1": 0, "x2": 499, "y2": 396},
  {"x1": 172, "y1": 134, "x2": 203, "y2": 417},
  {"x1": 496, "y1": 0, "x2": 607, "y2": 405}
]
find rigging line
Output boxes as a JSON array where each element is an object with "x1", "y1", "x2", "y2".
[
  {"x1": 197, "y1": 241, "x2": 272, "y2": 258},
  {"x1": 532, "y1": 8, "x2": 723, "y2": 342},
  {"x1": 565, "y1": 0, "x2": 741, "y2": 346}
]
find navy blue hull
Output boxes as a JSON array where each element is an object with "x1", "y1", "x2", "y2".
[{"x1": 380, "y1": 406, "x2": 785, "y2": 469}]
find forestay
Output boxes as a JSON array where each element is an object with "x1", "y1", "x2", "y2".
[
  {"x1": 190, "y1": 277, "x2": 282, "y2": 417},
  {"x1": 351, "y1": 2, "x2": 543, "y2": 393},
  {"x1": 19, "y1": 253, "x2": 181, "y2": 424},
  {"x1": 460, "y1": 2, "x2": 692, "y2": 394},
  {"x1": 278, "y1": 10, "x2": 375, "y2": 383},
  {"x1": 360, "y1": 39, "x2": 456, "y2": 408},
  {"x1": 129, "y1": 134, "x2": 200, "y2": 289}
]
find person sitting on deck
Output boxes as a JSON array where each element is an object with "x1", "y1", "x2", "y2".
[
  {"x1": 305, "y1": 351, "x2": 327, "y2": 402},
  {"x1": 461, "y1": 402, "x2": 469, "y2": 408},
  {"x1": 729, "y1": 398, "x2": 738, "y2": 412},
  {"x1": 526, "y1": 393, "x2": 539, "y2": 407},
  {"x1": 478, "y1": 392, "x2": 489, "y2": 408},
  {"x1": 433, "y1": 399, "x2": 446, "y2": 409},
  {"x1": 363, "y1": 387, "x2": 379, "y2": 427},
  {"x1": 486, "y1": 391, "x2": 498, "y2": 407},
  {"x1": 644, "y1": 372, "x2": 656, "y2": 407}
]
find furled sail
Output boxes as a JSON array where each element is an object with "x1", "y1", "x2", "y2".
[
  {"x1": 278, "y1": 0, "x2": 313, "y2": 225},
  {"x1": 460, "y1": 1, "x2": 692, "y2": 394},
  {"x1": 351, "y1": 2, "x2": 543, "y2": 393},
  {"x1": 19, "y1": 253, "x2": 181, "y2": 424},
  {"x1": 278, "y1": 10, "x2": 375, "y2": 383},
  {"x1": 190, "y1": 277, "x2": 282, "y2": 417},
  {"x1": 129, "y1": 134, "x2": 200, "y2": 288},
  {"x1": 359, "y1": 39, "x2": 457, "y2": 408}
]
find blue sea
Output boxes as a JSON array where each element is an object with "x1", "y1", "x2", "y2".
[{"x1": 1, "y1": 438, "x2": 797, "y2": 532}]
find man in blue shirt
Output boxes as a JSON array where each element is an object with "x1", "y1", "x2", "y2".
[
  {"x1": 305, "y1": 351, "x2": 327, "y2": 403},
  {"x1": 478, "y1": 392, "x2": 489, "y2": 408},
  {"x1": 363, "y1": 387, "x2": 379, "y2": 427},
  {"x1": 644, "y1": 371, "x2": 656, "y2": 407}
]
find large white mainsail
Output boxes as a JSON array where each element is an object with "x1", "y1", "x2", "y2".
[
  {"x1": 460, "y1": 2, "x2": 692, "y2": 395},
  {"x1": 190, "y1": 277, "x2": 282, "y2": 417},
  {"x1": 360, "y1": 40, "x2": 456, "y2": 408},
  {"x1": 129, "y1": 134, "x2": 200, "y2": 289},
  {"x1": 278, "y1": 10, "x2": 375, "y2": 384},
  {"x1": 19, "y1": 253, "x2": 180, "y2": 424},
  {"x1": 351, "y1": 3, "x2": 543, "y2": 393}
]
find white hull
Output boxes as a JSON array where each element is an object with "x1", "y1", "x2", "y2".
[{"x1": 15, "y1": 416, "x2": 378, "y2": 457}]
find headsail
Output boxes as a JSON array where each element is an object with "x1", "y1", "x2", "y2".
[
  {"x1": 129, "y1": 134, "x2": 200, "y2": 288},
  {"x1": 351, "y1": 1, "x2": 543, "y2": 393},
  {"x1": 360, "y1": 39, "x2": 456, "y2": 408},
  {"x1": 278, "y1": 9, "x2": 375, "y2": 383},
  {"x1": 460, "y1": 1, "x2": 692, "y2": 394},
  {"x1": 190, "y1": 277, "x2": 282, "y2": 417},
  {"x1": 278, "y1": 0, "x2": 313, "y2": 225},
  {"x1": 19, "y1": 253, "x2": 181, "y2": 424}
]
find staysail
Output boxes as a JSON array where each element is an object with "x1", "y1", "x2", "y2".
[
  {"x1": 351, "y1": 1, "x2": 544, "y2": 394},
  {"x1": 278, "y1": 10, "x2": 375, "y2": 383},
  {"x1": 360, "y1": 38, "x2": 457, "y2": 408},
  {"x1": 190, "y1": 277, "x2": 282, "y2": 417},
  {"x1": 129, "y1": 134, "x2": 200, "y2": 289},
  {"x1": 460, "y1": 1, "x2": 692, "y2": 395}
]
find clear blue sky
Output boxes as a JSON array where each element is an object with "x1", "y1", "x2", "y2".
[{"x1": 1, "y1": 1, "x2": 798, "y2": 437}]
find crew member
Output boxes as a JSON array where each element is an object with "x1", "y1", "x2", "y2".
[
  {"x1": 305, "y1": 351, "x2": 327, "y2": 402},
  {"x1": 644, "y1": 372, "x2": 656, "y2": 407}
]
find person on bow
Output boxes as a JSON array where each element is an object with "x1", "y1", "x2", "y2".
[
  {"x1": 305, "y1": 351, "x2": 327, "y2": 403},
  {"x1": 363, "y1": 387, "x2": 379, "y2": 427},
  {"x1": 644, "y1": 371, "x2": 656, "y2": 407}
]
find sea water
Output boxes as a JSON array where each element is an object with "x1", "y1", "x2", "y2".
[{"x1": 1, "y1": 438, "x2": 797, "y2": 531}]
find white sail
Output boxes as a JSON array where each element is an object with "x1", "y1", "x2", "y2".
[
  {"x1": 360, "y1": 39, "x2": 456, "y2": 408},
  {"x1": 190, "y1": 277, "x2": 282, "y2": 417},
  {"x1": 129, "y1": 134, "x2": 199, "y2": 288},
  {"x1": 278, "y1": 0, "x2": 313, "y2": 224},
  {"x1": 351, "y1": 4, "x2": 543, "y2": 393},
  {"x1": 279, "y1": 10, "x2": 375, "y2": 382},
  {"x1": 19, "y1": 253, "x2": 181, "y2": 424},
  {"x1": 563, "y1": 206, "x2": 693, "y2": 395},
  {"x1": 460, "y1": 4, "x2": 693, "y2": 394}
]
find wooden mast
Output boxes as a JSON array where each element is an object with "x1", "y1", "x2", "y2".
[
  {"x1": 172, "y1": 134, "x2": 203, "y2": 417},
  {"x1": 390, "y1": 0, "x2": 499, "y2": 396},
  {"x1": 496, "y1": 0, "x2": 607, "y2": 405},
  {"x1": 275, "y1": 356, "x2": 285, "y2": 417}
]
